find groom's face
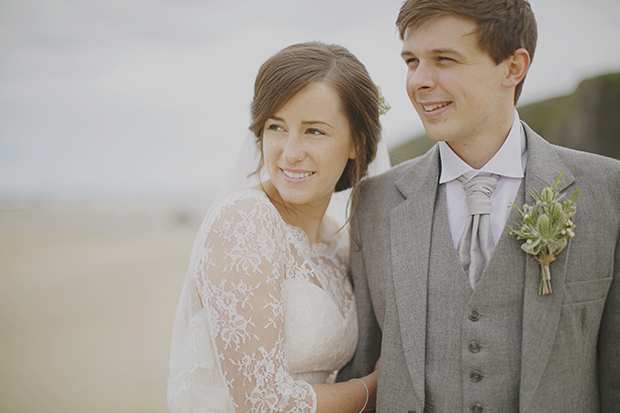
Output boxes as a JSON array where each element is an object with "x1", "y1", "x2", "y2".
[{"x1": 401, "y1": 14, "x2": 510, "y2": 147}]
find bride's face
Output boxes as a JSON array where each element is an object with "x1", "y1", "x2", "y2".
[{"x1": 262, "y1": 81, "x2": 356, "y2": 211}]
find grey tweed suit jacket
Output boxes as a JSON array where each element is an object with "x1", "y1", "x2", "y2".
[{"x1": 339, "y1": 124, "x2": 620, "y2": 412}]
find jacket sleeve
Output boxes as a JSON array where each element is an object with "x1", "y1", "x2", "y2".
[
  {"x1": 599, "y1": 228, "x2": 620, "y2": 411},
  {"x1": 337, "y1": 209, "x2": 382, "y2": 382}
]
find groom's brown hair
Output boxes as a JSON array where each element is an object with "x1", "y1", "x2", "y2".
[{"x1": 396, "y1": 0, "x2": 537, "y2": 104}]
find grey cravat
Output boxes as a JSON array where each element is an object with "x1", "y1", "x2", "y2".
[{"x1": 457, "y1": 173, "x2": 501, "y2": 290}]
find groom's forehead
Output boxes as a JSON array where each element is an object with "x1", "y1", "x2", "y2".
[{"x1": 401, "y1": 15, "x2": 482, "y2": 54}]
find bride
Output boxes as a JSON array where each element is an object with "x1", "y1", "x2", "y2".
[{"x1": 167, "y1": 42, "x2": 389, "y2": 413}]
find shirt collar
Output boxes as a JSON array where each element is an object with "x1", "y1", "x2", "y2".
[{"x1": 439, "y1": 108, "x2": 526, "y2": 183}]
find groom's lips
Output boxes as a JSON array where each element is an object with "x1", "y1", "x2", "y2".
[{"x1": 419, "y1": 100, "x2": 452, "y2": 118}]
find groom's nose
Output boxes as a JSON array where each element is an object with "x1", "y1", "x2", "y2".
[{"x1": 407, "y1": 61, "x2": 437, "y2": 94}]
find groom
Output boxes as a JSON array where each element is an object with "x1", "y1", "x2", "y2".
[{"x1": 339, "y1": 0, "x2": 620, "y2": 412}]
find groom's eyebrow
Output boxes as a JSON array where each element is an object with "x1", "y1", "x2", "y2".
[
  {"x1": 431, "y1": 47, "x2": 464, "y2": 56},
  {"x1": 401, "y1": 47, "x2": 464, "y2": 57}
]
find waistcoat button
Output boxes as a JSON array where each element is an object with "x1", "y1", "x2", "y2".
[
  {"x1": 469, "y1": 310, "x2": 480, "y2": 321},
  {"x1": 471, "y1": 403, "x2": 483, "y2": 412},
  {"x1": 470, "y1": 370, "x2": 483, "y2": 382},
  {"x1": 469, "y1": 341, "x2": 481, "y2": 353}
]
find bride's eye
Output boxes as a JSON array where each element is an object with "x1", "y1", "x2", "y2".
[{"x1": 307, "y1": 128, "x2": 325, "y2": 136}]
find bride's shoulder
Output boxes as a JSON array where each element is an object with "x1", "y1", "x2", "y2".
[
  {"x1": 213, "y1": 189, "x2": 280, "y2": 224},
  {"x1": 197, "y1": 189, "x2": 284, "y2": 249}
]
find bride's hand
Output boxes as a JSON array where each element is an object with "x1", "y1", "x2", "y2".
[
  {"x1": 311, "y1": 357, "x2": 381, "y2": 413},
  {"x1": 361, "y1": 358, "x2": 380, "y2": 412}
]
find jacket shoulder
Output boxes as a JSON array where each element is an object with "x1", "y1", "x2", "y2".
[
  {"x1": 355, "y1": 144, "x2": 438, "y2": 213},
  {"x1": 549, "y1": 142, "x2": 620, "y2": 190},
  {"x1": 361, "y1": 144, "x2": 437, "y2": 191}
]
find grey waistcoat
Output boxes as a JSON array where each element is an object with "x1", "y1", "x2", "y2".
[{"x1": 424, "y1": 185, "x2": 526, "y2": 412}]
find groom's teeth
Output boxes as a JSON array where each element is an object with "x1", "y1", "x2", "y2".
[
  {"x1": 423, "y1": 102, "x2": 449, "y2": 111},
  {"x1": 283, "y1": 170, "x2": 313, "y2": 179}
]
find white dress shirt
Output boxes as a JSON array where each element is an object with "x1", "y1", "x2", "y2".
[{"x1": 439, "y1": 109, "x2": 528, "y2": 250}]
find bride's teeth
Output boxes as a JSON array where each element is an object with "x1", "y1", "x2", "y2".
[
  {"x1": 283, "y1": 170, "x2": 312, "y2": 179},
  {"x1": 423, "y1": 102, "x2": 449, "y2": 111}
]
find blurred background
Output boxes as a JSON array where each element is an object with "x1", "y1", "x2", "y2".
[{"x1": 1, "y1": 0, "x2": 619, "y2": 411}]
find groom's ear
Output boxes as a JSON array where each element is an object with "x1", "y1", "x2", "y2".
[{"x1": 501, "y1": 48, "x2": 531, "y2": 89}]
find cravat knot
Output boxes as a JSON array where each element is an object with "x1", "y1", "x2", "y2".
[
  {"x1": 459, "y1": 173, "x2": 501, "y2": 216},
  {"x1": 457, "y1": 173, "x2": 501, "y2": 290}
]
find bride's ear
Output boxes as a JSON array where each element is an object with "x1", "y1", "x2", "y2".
[{"x1": 349, "y1": 133, "x2": 366, "y2": 160}]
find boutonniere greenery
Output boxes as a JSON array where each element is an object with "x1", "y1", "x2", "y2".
[{"x1": 509, "y1": 174, "x2": 579, "y2": 295}]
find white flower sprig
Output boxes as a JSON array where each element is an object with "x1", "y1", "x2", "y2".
[
  {"x1": 509, "y1": 174, "x2": 579, "y2": 295},
  {"x1": 376, "y1": 85, "x2": 391, "y2": 116}
]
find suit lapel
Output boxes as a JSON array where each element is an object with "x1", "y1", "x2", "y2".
[
  {"x1": 519, "y1": 124, "x2": 577, "y2": 410},
  {"x1": 391, "y1": 146, "x2": 440, "y2": 405}
]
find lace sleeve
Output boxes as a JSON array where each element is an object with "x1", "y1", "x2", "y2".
[{"x1": 197, "y1": 194, "x2": 317, "y2": 413}]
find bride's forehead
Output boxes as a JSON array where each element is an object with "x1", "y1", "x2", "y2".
[{"x1": 272, "y1": 84, "x2": 344, "y2": 118}]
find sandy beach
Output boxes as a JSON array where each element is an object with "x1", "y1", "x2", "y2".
[{"x1": 0, "y1": 198, "x2": 208, "y2": 412}]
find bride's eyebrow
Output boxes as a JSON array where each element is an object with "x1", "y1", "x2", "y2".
[
  {"x1": 302, "y1": 120, "x2": 334, "y2": 129},
  {"x1": 268, "y1": 116, "x2": 334, "y2": 129}
]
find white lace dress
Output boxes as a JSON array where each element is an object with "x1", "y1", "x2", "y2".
[{"x1": 167, "y1": 189, "x2": 358, "y2": 413}]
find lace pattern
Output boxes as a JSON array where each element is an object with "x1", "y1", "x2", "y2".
[{"x1": 168, "y1": 190, "x2": 357, "y2": 413}]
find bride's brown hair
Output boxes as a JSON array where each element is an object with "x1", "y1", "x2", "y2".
[{"x1": 249, "y1": 42, "x2": 382, "y2": 215}]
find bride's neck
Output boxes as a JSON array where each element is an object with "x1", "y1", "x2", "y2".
[{"x1": 259, "y1": 181, "x2": 328, "y2": 244}]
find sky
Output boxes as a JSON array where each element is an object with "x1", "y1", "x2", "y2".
[{"x1": 1, "y1": 0, "x2": 619, "y2": 201}]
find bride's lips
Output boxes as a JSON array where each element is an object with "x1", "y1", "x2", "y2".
[
  {"x1": 419, "y1": 100, "x2": 452, "y2": 118},
  {"x1": 280, "y1": 168, "x2": 315, "y2": 183}
]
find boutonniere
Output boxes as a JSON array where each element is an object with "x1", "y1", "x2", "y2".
[{"x1": 509, "y1": 174, "x2": 579, "y2": 295}]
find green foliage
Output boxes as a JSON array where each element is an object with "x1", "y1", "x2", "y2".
[{"x1": 508, "y1": 174, "x2": 579, "y2": 295}]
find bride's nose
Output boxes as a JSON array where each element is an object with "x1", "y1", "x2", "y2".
[{"x1": 282, "y1": 135, "x2": 306, "y2": 163}]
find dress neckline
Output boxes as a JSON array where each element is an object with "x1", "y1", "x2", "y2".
[{"x1": 245, "y1": 189, "x2": 345, "y2": 257}]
